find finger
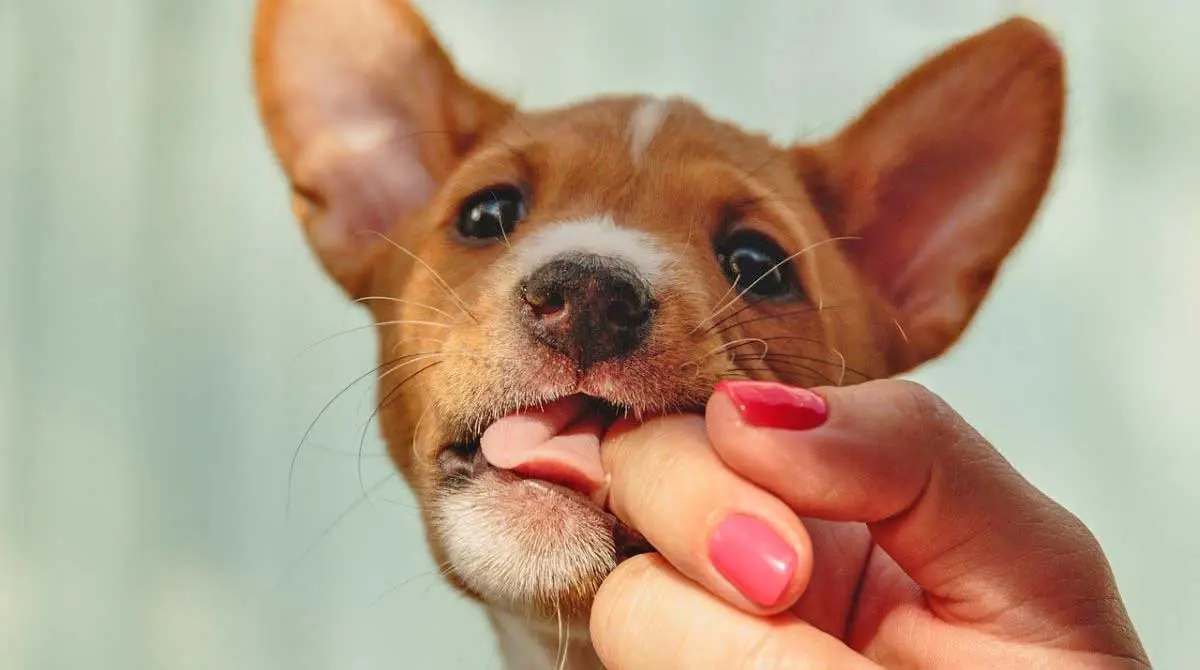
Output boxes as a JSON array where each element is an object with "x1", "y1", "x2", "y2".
[
  {"x1": 601, "y1": 415, "x2": 812, "y2": 613},
  {"x1": 706, "y1": 379, "x2": 1118, "y2": 621},
  {"x1": 590, "y1": 553, "x2": 880, "y2": 670}
]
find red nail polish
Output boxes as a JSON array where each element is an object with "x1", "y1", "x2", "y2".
[
  {"x1": 715, "y1": 380, "x2": 828, "y2": 430},
  {"x1": 708, "y1": 513, "x2": 796, "y2": 607}
]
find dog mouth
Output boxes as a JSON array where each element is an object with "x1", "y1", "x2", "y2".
[{"x1": 437, "y1": 393, "x2": 659, "y2": 561}]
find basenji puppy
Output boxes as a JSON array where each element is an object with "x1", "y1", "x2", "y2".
[{"x1": 252, "y1": 2, "x2": 1064, "y2": 667}]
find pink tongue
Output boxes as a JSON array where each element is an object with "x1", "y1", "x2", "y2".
[{"x1": 480, "y1": 396, "x2": 608, "y2": 506}]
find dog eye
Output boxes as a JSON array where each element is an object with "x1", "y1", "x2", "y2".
[
  {"x1": 456, "y1": 186, "x2": 526, "y2": 240},
  {"x1": 714, "y1": 230, "x2": 799, "y2": 300}
]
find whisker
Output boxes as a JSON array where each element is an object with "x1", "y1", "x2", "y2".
[
  {"x1": 291, "y1": 323, "x2": 390, "y2": 359},
  {"x1": 753, "y1": 353, "x2": 871, "y2": 383},
  {"x1": 355, "y1": 361, "x2": 445, "y2": 502},
  {"x1": 367, "y1": 231, "x2": 480, "y2": 323},
  {"x1": 555, "y1": 598, "x2": 567, "y2": 670},
  {"x1": 305, "y1": 443, "x2": 391, "y2": 459},
  {"x1": 731, "y1": 356, "x2": 840, "y2": 386},
  {"x1": 287, "y1": 356, "x2": 413, "y2": 515},
  {"x1": 696, "y1": 295, "x2": 765, "y2": 336},
  {"x1": 394, "y1": 349, "x2": 524, "y2": 365},
  {"x1": 352, "y1": 350, "x2": 441, "y2": 415},
  {"x1": 487, "y1": 190, "x2": 513, "y2": 251},
  {"x1": 353, "y1": 347, "x2": 447, "y2": 420},
  {"x1": 691, "y1": 275, "x2": 741, "y2": 334},
  {"x1": 702, "y1": 236, "x2": 861, "y2": 327},
  {"x1": 724, "y1": 364, "x2": 815, "y2": 386},
  {"x1": 752, "y1": 334, "x2": 826, "y2": 345},
  {"x1": 750, "y1": 336, "x2": 857, "y2": 384},
  {"x1": 377, "y1": 497, "x2": 420, "y2": 511},
  {"x1": 375, "y1": 352, "x2": 449, "y2": 385},
  {"x1": 708, "y1": 304, "x2": 855, "y2": 338},
  {"x1": 693, "y1": 337, "x2": 770, "y2": 366},
  {"x1": 293, "y1": 320, "x2": 451, "y2": 365},
  {"x1": 411, "y1": 406, "x2": 433, "y2": 465},
  {"x1": 376, "y1": 319, "x2": 453, "y2": 330},
  {"x1": 369, "y1": 560, "x2": 454, "y2": 608},
  {"x1": 358, "y1": 356, "x2": 448, "y2": 505},
  {"x1": 273, "y1": 472, "x2": 396, "y2": 594},
  {"x1": 354, "y1": 296, "x2": 459, "y2": 321},
  {"x1": 390, "y1": 335, "x2": 449, "y2": 355},
  {"x1": 892, "y1": 318, "x2": 910, "y2": 344}
]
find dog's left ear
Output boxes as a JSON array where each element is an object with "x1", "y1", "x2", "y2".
[
  {"x1": 253, "y1": 0, "x2": 513, "y2": 297},
  {"x1": 796, "y1": 18, "x2": 1065, "y2": 370}
]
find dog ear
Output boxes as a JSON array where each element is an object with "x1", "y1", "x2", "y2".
[
  {"x1": 253, "y1": 0, "x2": 513, "y2": 297},
  {"x1": 795, "y1": 18, "x2": 1065, "y2": 370}
]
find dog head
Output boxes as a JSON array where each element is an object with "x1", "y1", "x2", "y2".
[{"x1": 253, "y1": 0, "x2": 1064, "y2": 623}]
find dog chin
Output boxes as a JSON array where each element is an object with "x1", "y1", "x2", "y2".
[{"x1": 431, "y1": 467, "x2": 621, "y2": 621}]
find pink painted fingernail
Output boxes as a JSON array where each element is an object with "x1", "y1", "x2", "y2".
[
  {"x1": 715, "y1": 380, "x2": 828, "y2": 431},
  {"x1": 708, "y1": 513, "x2": 796, "y2": 607}
]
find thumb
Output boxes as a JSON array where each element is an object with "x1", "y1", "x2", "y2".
[
  {"x1": 591, "y1": 554, "x2": 879, "y2": 670},
  {"x1": 706, "y1": 379, "x2": 1139, "y2": 651}
]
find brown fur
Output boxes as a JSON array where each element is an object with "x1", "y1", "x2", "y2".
[{"x1": 253, "y1": 0, "x2": 1064, "y2": 631}]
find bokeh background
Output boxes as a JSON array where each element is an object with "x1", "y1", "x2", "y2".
[{"x1": 3, "y1": 0, "x2": 1197, "y2": 668}]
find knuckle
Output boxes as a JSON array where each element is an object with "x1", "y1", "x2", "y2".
[
  {"x1": 879, "y1": 379, "x2": 967, "y2": 451},
  {"x1": 884, "y1": 379, "x2": 950, "y2": 423}
]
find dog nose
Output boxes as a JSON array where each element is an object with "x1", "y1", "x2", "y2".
[{"x1": 519, "y1": 254, "x2": 655, "y2": 367}]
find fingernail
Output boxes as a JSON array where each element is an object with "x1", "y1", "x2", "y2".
[
  {"x1": 708, "y1": 513, "x2": 796, "y2": 607},
  {"x1": 715, "y1": 380, "x2": 827, "y2": 431}
]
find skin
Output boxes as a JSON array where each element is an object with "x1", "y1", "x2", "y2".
[{"x1": 592, "y1": 379, "x2": 1150, "y2": 669}]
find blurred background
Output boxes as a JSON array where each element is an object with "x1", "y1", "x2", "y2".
[{"x1": 2, "y1": 0, "x2": 1197, "y2": 668}]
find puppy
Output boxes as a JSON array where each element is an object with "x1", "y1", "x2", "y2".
[{"x1": 252, "y1": 2, "x2": 1064, "y2": 667}]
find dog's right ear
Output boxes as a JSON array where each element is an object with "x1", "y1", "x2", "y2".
[
  {"x1": 254, "y1": 0, "x2": 513, "y2": 296},
  {"x1": 793, "y1": 18, "x2": 1064, "y2": 371}
]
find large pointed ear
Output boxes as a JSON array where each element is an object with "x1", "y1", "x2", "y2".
[
  {"x1": 796, "y1": 18, "x2": 1065, "y2": 369},
  {"x1": 253, "y1": 0, "x2": 513, "y2": 296}
]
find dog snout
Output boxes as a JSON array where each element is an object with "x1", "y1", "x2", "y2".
[{"x1": 519, "y1": 254, "x2": 655, "y2": 367}]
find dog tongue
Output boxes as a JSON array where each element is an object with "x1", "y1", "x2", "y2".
[{"x1": 480, "y1": 395, "x2": 608, "y2": 506}]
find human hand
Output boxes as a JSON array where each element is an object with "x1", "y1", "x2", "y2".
[{"x1": 590, "y1": 379, "x2": 1149, "y2": 669}]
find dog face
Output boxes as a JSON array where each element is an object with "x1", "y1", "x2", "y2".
[
  {"x1": 253, "y1": 0, "x2": 1064, "y2": 623},
  {"x1": 367, "y1": 99, "x2": 902, "y2": 621}
]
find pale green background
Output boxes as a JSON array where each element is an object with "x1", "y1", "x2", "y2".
[{"x1": 2, "y1": 1, "x2": 1197, "y2": 668}]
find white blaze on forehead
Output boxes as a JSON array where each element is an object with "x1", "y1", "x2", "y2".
[
  {"x1": 515, "y1": 216, "x2": 670, "y2": 284},
  {"x1": 628, "y1": 97, "x2": 670, "y2": 163}
]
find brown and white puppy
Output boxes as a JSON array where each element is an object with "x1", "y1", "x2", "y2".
[{"x1": 252, "y1": 1, "x2": 1064, "y2": 667}]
